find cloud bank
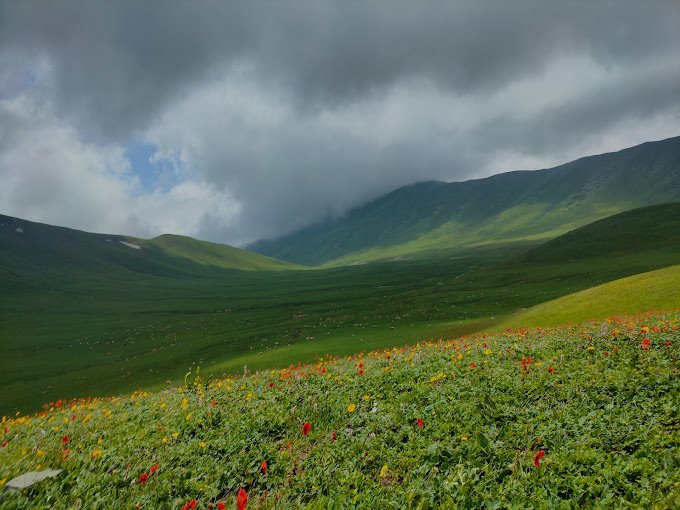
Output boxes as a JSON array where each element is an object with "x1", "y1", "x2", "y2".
[{"x1": 1, "y1": 1, "x2": 679, "y2": 244}]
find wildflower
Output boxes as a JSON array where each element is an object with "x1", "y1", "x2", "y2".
[
  {"x1": 91, "y1": 449, "x2": 103, "y2": 459},
  {"x1": 217, "y1": 503, "x2": 226, "y2": 510},
  {"x1": 380, "y1": 464, "x2": 388, "y2": 478},
  {"x1": 470, "y1": 362, "x2": 476, "y2": 369},
  {"x1": 182, "y1": 499, "x2": 197, "y2": 510},
  {"x1": 533, "y1": 450, "x2": 545, "y2": 467},
  {"x1": 641, "y1": 338, "x2": 651, "y2": 350},
  {"x1": 347, "y1": 403, "x2": 356, "y2": 413},
  {"x1": 302, "y1": 422, "x2": 311, "y2": 436},
  {"x1": 210, "y1": 401, "x2": 217, "y2": 408},
  {"x1": 417, "y1": 418, "x2": 424, "y2": 428},
  {"x1": 332, "y1": 431, "x2": 337, "y2": 442},
  {"x1": 269, "y1": 382, "x2": 274, "y2": 388},
  {"x1": 665, "y1": 341, "x2": 672, "y2": 346},
  {"x1": 547, "y1": 366, "x2": 555, "y2": 374},
  {"x1": 61, "y1": 434, "x2": 69, "y2": 444},
  {"x1": 138, "y1": 473, "x2": 148, "y2": 484},
  {"x1": 604, "y1": 351, "x2": 610, "y2": 357},
  {"x1": 150, "y1": 464, "x2": 159, "y2": 476},
  {"x1": 261, "y1": 459, "x2": 267, "y2": 475},
  {"x1": 237, "y1": 488, "x2": 248, "y2": 510},
  {"x1": 1, "y1": 441, "x2": 6, "y2": 448}
]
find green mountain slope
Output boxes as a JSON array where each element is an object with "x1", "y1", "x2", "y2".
[
  {"x1": 0, "y1": 215, "x2": 298, "y2": 276},
  {"x1": 493, "y1": 264, "x2": 680, "y2": 330},
  {"x1": 249, "y1": 136, "x2": 680, "y2": 265},
  {"x1": 522, "y1": 202, "x2": 680, "y2": 264}
]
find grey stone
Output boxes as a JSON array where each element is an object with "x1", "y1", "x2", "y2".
[{"x1": 4, "y1": 469, "x2": 62, "y2": 492}]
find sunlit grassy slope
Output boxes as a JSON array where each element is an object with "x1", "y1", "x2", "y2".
[
  {"x1": 251, "y1": 136, "x2": 680, "y2": 265},
  {"x1": 1, "y1": 312, "x2": 678, "y2": 508},
  {"x1": 494, "y1": 264, "x2": 680, "y2": 330}
]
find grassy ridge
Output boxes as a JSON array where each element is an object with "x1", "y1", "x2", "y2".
[
  {"x1": 493, "y1": 264, "x2": 680, "y2": 330},
  {"x1": 1, "y1": 312, "x2": 677, "y2": 508}
]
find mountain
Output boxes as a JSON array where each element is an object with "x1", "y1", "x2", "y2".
[
  {"x1": 249, "y1": 136, "x2": 680, "y2": 265},
  {"x1": 0, "y1": 215, "x2": 299, "y2": 277},
  {"x1": 522, "y1": 202, "x2": 680, "y2": 264}
]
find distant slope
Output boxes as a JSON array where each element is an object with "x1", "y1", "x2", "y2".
[
  {"x1": 250, "y1": 136, "x2": 680, "y2": 265},
  {"x1": 0, "y1": 215, "x2": 298, "y2": 277},
  {"x1": 522, "y1": 202, "x2": 680, "y2": 263},
  {"x1": 493, "y1": 264, "x2": 680, "y2": 330}
]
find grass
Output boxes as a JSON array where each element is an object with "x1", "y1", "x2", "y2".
[
  {"x1": 492, "y1": 264, "x2": 680, "y2": 331},
  {"x1": 0, "y1": 311, "x2": 677, "y2": 508}
]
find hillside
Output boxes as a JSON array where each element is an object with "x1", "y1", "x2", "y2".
[
  {"x1": 4, "y1": 203, "x2": 680, "y2": 416},
  {"x1": 1, "y1": 312, "x2": 677, "y2": 508},
  {"x1": 0, "y1": 215, "x2": 298, "y2": 275},
  {"x1": 521, "y1": 202, "x2": 680, "y2": 263},
  {"x1": 249, "y1": 136, "x2": 680, "y2": 265},
  {"x1": 493, "y1": 264, "x2": 680, "y2": 330}
]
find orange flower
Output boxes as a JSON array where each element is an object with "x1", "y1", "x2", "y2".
[
  {"x1": 261, "y1": 459, "x2": 267, "y2": 475},
  {"x1": 182, "y1": 499, "x2": 196, "y2": 510},
  {"x1": 533, "y1": 450, "x2": 545, "y2": 467},
  {"x1": 641, "y1": 338, "x2": 650, "y2": 350},
  {"x1": 138, "y1": 473, "x2": 148, "y2": 484},
  {"x1": 417, "y1": 418, "x2": 424, "y2": 428},
  {"x1": 149, "y1": 463, "x2": 159, "y2": 476},
  {"x1": 302, "y1": 422, "x2": 311, "y2": 436},
  {"x1": 237, "y1": 488, "x2": 248, "y2": 510},
  {"x1": 217, "y1": 503, "x2": 226, "y2": 510}
]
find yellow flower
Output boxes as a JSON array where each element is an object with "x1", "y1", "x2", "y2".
[
  {"x1": 36, "y1": 450, "x2": 45, "y2": 457},
  {"x1": 171, "y1": 432, "x2": 179, "y2": 440},
  {"x1": 363, "y1": 395, "x2": 370, "y2": 401},
  {"x1": 457, "y1": 353, "x2": 463, "y2": 360},
  {"x1": 587, "y1": 346, "x2": 595, "y2": 351},
  {"x1": 97, "y1": 437, "x2": 103, "y2": 445},
  {"x1": 185, "y1": 412, "x2": 192, "y2": 422},
  {"x1": 379, "y1": 464, "x2": 388, "y2": 478},
  {"x1": 91, "y1": 449, "x2": 103, "y2": 459},
  {"x1": 199, "y1": 441, "x2": 207, "y2": 448},
  {"x1": 181, "y1": 398, "x2": 188, "y2": 410},
  {"x1": 347, "y1": 403, "x2": 356, "y2": 413},
  {"x1": 162, "y1": 437, "x2": 168, "y2": 444},
  {"x1": 460, "y1": 435, "x2": 470, "y2": 441}
]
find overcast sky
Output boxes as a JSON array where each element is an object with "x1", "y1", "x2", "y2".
[{"x1": 1, "y1": 1, "x2": 679, "y2": 245}]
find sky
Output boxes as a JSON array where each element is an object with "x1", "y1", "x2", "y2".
[{"x1": 1, "y1": 1, "x2": 680, "y2": 246}]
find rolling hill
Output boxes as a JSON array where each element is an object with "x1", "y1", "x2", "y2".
[
  {"x1": 249, "y1": 136, "x2": 680, "y2": 265},
  {"x1": 0, "y1": 215, "x2": 299, "y2": 276},
  {"x1": 493, "y1": 264, "x2": 680, "y2": 330}
]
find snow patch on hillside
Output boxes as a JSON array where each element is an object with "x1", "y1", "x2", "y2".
[{"x1": 119, "y1": 240, "x2": 142, "y2": 250}]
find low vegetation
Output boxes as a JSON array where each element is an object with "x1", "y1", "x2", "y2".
[{"x1": 1, "y1": 311, "x2": 678, "y2": 508}]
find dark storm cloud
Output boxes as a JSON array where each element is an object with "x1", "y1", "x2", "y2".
[
  {"x1": 1, "y1": 0, "x2": 679, "y2": 243},
  {"x1": 3, "y1": 0, "x2": 679, "y2": 139}
]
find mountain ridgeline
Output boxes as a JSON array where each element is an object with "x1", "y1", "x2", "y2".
[{"x1": 249, "y1": 136, "x2": 680, "y2": 265}]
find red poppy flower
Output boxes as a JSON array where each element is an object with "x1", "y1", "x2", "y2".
[
  {"x1": 149, "y1": 464, "x2": 159, "y2": 476},
  {"x1": 261, "y1": 459, "x2": 267, "y2": 475},
  {"x1": 604, "y1": 351, "x2": 610, "y2": 357},
  {"x1": 665, "y1": 341, "x2": 672, "y2": 346},
  {"x1": 302, "y1": 422, "x2": 311, "y2": 436},
  {"x1": 217, "y1": 503, "x2": 226, "y2": 510},
  {"x1": 547, "y1": 366, "x2": 555, "y2": 374},
  {"x1": 237, "y1": 488, "x2": 248, "y2": 510},
  {"x1": 1, "y1": 441, "x2": 6, "y2": 448},
  {"x1": 358, "y1": 368, "x2": 364, "y2": 375},
  {"x1": 332, "y1": 431, "x2": 337, "y2": 442},
  {"x1": 182, "y1": 499, "x2": 197, "y2": 510},
  {"x1": 269, "y1": 382, "x2": 274, "y2": 388},
  {"x1": 533, "y1": 450, "x2": 545, "y2": 467},
  {"x1": 641, "y1": 338, "x2": 650, "y2": 350},
  {"x1": 417, "y1": 418, "x2": 424, "y2": 428},
  {"x1": 61, "y1": 434, "x2": 69, "y2": 444},
  {"x1": 138, "y1": 473, "x2": 148, "y2": 484},
  {"x1": 210, "y1": 401, "x2": 217, "y2": 408}
]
